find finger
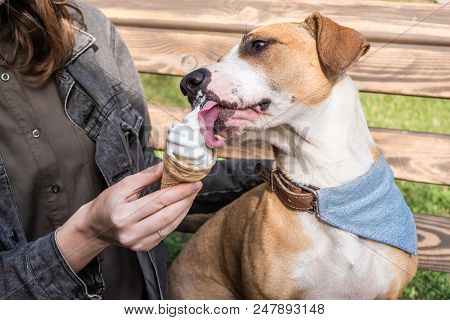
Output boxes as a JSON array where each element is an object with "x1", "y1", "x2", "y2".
[
  {"x1": 132, "y1": 202, "x2": 191, "y2": 252},
  {"x1": 126, "y1": 181, "x2": 202, "y2": 221},
  {"x1": 130, "y1": 192, "x2": 197, "y2": 240},
  {"x1": 115, "y1": 162, "x2": 164, "y2": 199}
]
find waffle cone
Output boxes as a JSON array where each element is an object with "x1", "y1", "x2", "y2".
[{"x1": 161, "y1": 150, "x2": 217, "y2": 189}]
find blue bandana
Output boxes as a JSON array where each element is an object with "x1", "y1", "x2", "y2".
[{"x1": 316, "y1": 157, "x2": 418, "y2": 255}]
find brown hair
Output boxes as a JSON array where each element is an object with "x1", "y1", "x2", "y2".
[{"x1": 0, "y1": 0, "x2": 83, "y2": 85}]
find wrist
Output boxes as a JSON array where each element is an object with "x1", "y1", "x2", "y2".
[
  {"x1": 56, "y1": 204, "x2": 109, "y2": 273},
  {"x1": 72, "y1": 202, "x2": 109, "y2": 248}
]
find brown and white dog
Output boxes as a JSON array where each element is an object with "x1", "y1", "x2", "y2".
[{"x1": 169, "y1": 13, "x2": 418, "y2": 299}]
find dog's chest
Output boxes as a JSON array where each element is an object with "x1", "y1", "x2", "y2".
[{"x1": 292, "y1": 214, "x2": 393, "y2": 299}]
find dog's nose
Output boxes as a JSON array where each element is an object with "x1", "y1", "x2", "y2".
[{"x1": 180, "y1": 68, "x2": 208, "y2": 96}]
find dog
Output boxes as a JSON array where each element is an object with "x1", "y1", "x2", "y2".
[{"x1": 169, "y1": 13, "x2": 418, "y2": 299}]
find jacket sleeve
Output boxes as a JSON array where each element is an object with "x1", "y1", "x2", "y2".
[{"x1": 0, "y1": 231, "x2": 103, "y2": 299}]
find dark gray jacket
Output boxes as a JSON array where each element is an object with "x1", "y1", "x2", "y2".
[{"x1": 0, "y1": 2, "x2": 266, "y2": 299}]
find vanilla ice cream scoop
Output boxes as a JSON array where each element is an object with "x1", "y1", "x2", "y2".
[{"x1": 166, "y1": 107, "x2": 215, "y2": 168}]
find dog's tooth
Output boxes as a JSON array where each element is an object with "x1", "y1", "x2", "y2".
[{"x1": 215, "y1": 134, "x2": 226, "y2": 141}]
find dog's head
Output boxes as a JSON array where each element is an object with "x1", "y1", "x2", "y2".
[{"x1": 180, "y1": 13, "x2": 370, "y2": 148}]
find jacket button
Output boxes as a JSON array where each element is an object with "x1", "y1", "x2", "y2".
[
  {"x1": 32, "y1": 129, "x2": 41, "y2": 138},
  {"x1": 1, "y1": 73, "x2": 10, "y2": 82},
  {"x1": 10, "y1": 229, "x2": 18, "y2": 242},
  {"x1": 51, "y1": 184, "x2": 61, "y2": 193}
]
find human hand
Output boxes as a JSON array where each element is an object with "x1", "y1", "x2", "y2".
[{"x1": 56, "y1": 162, "x2": 202, "y2": 272}]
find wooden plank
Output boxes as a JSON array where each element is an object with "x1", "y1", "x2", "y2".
[
  {"x1": 370, "y1": 128, "x2": 450, "y2": 185},
  {"x1": 116, "y1": 27, "x2": 450, "y2": 98},
  {"x1": 148, "y1": 105, "x2": 450, "y2": 185},
  {"x1": 116, "y1": 28, "x2": 241, "y2": 76},
  {"x1": 86, "y1": 0, "x2": 450, "y2": 46},
  {"x1": 415, "y1": 214, "x2": 450, "y2": 273}
]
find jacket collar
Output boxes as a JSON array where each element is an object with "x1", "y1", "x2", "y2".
[{"x1": 66, "y1": 25, "x2": 96, "y2": 66}]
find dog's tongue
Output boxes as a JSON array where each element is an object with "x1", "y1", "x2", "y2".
[{"x1": 198, "y1": 101, "x2": 225, "y2": 148}]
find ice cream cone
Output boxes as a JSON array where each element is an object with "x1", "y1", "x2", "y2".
[{"x1": 161, "y1": 150, "x2": 217, "y2": 189}]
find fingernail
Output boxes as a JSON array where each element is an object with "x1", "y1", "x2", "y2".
[{"x1": 193, "y1": 181, "x2": 203, "y2": 191}]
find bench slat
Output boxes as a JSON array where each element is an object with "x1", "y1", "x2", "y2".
[
  {"x1": 415, "y1": 214, "x2": 450, "y2": 273},
  {"x1": 86, "y1": 0, "x2": 450, "y2": 46},
  {"x1": 86, "y1": 0, "x2": 450, "y2": 97},
  {"x1": 148, "y1": 105, "x2": 450, "y2": 185},
  {"x1": 370, "y1": 128, "x2": 450, "y2": 186},
  {"x1": 116, "y1": 26, "x2": 450, "y2": 98}
]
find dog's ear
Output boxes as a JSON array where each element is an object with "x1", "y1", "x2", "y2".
[{"x1": 305, "y1": 12, "x2": 370, "y2": 80}]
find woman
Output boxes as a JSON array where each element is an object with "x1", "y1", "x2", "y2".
[{"x1": 0, "y1": 0, "x2": 265, "y2": 299}]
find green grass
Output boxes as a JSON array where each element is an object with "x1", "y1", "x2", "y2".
[
  {"x1": 141, "y1": 74, "x2": 190, "y2": 109},
  {"x1": 164, "y1": 232, "x2": 192, "y2": 262},
  {"x1": 360, "y1": 93, "x2": 450, "y2": 134},
  {"x1": 140, "y1": 73, "x2": 449, "y2": 299},
  {"x1": 396, "y1": 181, "x2": 450, "y2": 217}
]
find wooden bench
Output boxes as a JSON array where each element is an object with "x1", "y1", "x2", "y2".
[{"x1": 86, "y1": 0, "x2": 450, "y2": 273}]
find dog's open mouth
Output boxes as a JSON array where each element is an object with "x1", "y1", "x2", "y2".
[
  {"x1": 198, "y1": 99, "x2": 271, "y2": 148},
  {"x1": 198, "y1": 101, "x2": 232, "y2": 148}
]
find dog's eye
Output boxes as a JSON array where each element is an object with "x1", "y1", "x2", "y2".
[{"x1": 251, "y1": 40, "x2": 268, "y2": 52}]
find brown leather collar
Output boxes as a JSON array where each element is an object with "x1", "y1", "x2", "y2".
[{"x1": 255, "y1": 163, "x2": 319, "y2": 214}]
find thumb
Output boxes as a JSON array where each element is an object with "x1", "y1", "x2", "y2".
[{"x1": 115, "y1": 162, "x2": 164, "y2": 200}]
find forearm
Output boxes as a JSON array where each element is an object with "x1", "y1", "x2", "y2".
[{"x1": 56, "y1": 203, "x2": 109, "y2": 273}]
